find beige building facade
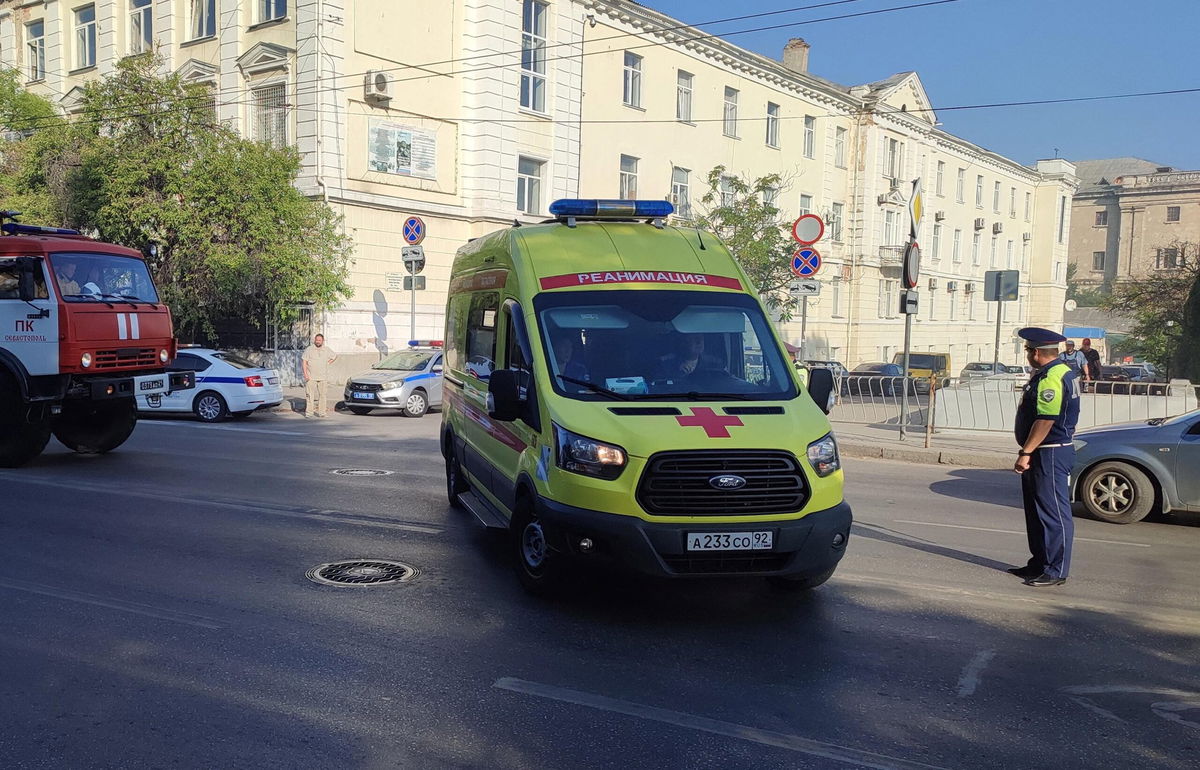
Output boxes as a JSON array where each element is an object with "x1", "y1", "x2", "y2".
[
  {"x1": 1069, "y1": 158, "x2": 1200, "y2": 290},
  {"x1": 1, "y1": 0, "x2": 1075, "y2": 370}
]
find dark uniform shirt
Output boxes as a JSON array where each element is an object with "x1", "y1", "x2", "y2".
[{"x1": 1015, "y1": 361, "x2": 1080, "y2": 446}]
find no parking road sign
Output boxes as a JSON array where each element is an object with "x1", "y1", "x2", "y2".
[
  {"x1": 402, "y1": 216, "x2": 426, "y2": 245},
  {"x1": 791, "y1": 247, "x2": 822, "y2": 278}
]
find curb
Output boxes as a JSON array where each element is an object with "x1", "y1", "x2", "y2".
[{"x1": 838, "y1": 440, "x2": 1012, "y2": 470}]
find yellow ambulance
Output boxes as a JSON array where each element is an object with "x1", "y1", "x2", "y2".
[{"x1": 440, "y1": 200, "x2": 850, "y2": 595}]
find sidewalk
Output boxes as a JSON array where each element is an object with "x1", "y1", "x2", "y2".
[{"x1": 833, "y1": 422, "x2": 1014, "y2": 469}]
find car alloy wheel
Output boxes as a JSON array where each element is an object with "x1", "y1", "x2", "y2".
[
  {"x1": 1091, "y1": 472, "x2": 1133, "y2": 514},
  {"x1": 404, "y1": 390, "x2": 428, "y2": 418}
]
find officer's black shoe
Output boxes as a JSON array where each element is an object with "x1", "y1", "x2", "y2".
[
  {"x1": 1007, "y1": 565, "x2": 1041, "y2": 578},
  {"x1": 1024, "y1": 573, "x2": 1067, "y2": 587}
]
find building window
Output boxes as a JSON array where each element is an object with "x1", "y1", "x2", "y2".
[
  {"x1": 622, "y1": 52, "x2": 642, "y2": 108},
  {"x1": 1094, "y1": 210, "x2": 1108, "y2": 226},
  {"x1": 971, "y1": 233, "x2": 981, "y2": 266},
  {"x1": 798, "y1": 194, "x2": 813, "y2": 217},
  {"x1": 671, "y1": 166, "x2": 690, "y2": 218},
  {"x1": 1166, "y1": 206, "x2": 1181, "y2": 222},
  {"x1": 1054, "y1": 261, "x2": 1063, "y2": 282},
  {"x1": 129, "y1": 0, "x2": 154, "y2": 55},
  {"x1": 1006, "y1": 240, "x2": 1014, "y2": 268},
  {"x1": 992, "y1": 180, "x2": 1001, "y2": 213},
  {"x1": 517, "y1": 157, "x2": 543, "y2": 215},
  {"x1": 763, "y1": 186, "x2": 779, "y2": 211},
  {"x1": 1057, "y1": 195, "x2": 1066, "y2": 243},
  {"x1": 949, "y1": 289, "x2": 957, "y2": 320},
  {"x1": 251, "y1": 83, "x2": 288, "y2": 147},
  {"x1": 834, "y1": 127, "x2": 847, "y2": 168},
  {"x1": 74, "y1": 5, "x2": 97, "y2": 70},
  {"x1": 885, "y1": 138, "x2": 903, "y2": 182},
  {"x1": 676, "y1": 70, "x2": 692, "y2": 122},
  {"x1": 803, "y1": 115, "x2": 816, "y2": 159},
  {"x1": 765, "y1": 103, "x2": 780, "y2": 148},
  {"x1": 956, "y1": 168, "x2": 965, "y2": 203},
  {"x1": 619, "y1": 155, "x2": 638, "y2": 199},
  {"x1": 191, "y1": 0, "x2": 217, "y2": 40},
  {"x1": 952, "y1": 229, "x2": 962, "y2": 263},
  {"x1": 931, "y1": 223, "x2": 942, "y2": 260},
  {"x1": 831, "y1": 277, "x2": 843, "y2": 317},
  {"x1": 936, "y1": 161, "x2": 945, "y2": 196},
  {"x1": 975, "y1": 175, "x2": 984, "y2": 207},
  {"x1": 1009, "y1": 187, "x2": 1016, "y2": 217},
  {"x1": 1092, "y1": 251, "x2": 1106, "y2": 271},
  {"x1": 990, "y1": 237, "x2": 998, "y2": 267},
  {"x1": 1156, "y1": 248, "x2": 1180, "y2": 270},
  {"x1": 719, "y1": 176, "x2": 735, "y2": 208},
  {"x1": 520, "y1": 0, "x2": 547, "y2": 113},
  {"x1": 1024, "y1": 191, "x2": 1032, "y2": 222},
  {"x1": 723, "y1": 87, "x2": 739, "y2": 138},
  {"x1": 928, "y1": 289, "x2": 937, "y2": 321},
  {"x1": 260, "y1": 0, "x2": 287, "y2": 23},
  {"x1": 969, "y1": 291, "x2": 977, "y2": 321},
  {"x1": 884, "y1": 210, "x2": 899, "y2": 245},
  {"x1": 26, "y1": 21, "x2": 46, "y2": 81},
  {"x1": 829, "y1": 202, "x2": 844, "y2": 242}
]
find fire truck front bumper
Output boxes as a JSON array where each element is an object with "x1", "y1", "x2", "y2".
[{"x1": 82, "y1": 371, "x2": 195, "y2": 401}]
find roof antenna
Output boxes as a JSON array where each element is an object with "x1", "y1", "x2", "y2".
[
  {"x1": 512, "y1": 218, "x2": 522, "y2": 228},
  {"x1": 696, "y1": 230, "x2": 706, "y2": 250}
]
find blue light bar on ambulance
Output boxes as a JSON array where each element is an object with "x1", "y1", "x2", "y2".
[
  {"x1": 549, "y1": 199, "x2": 674, "y2": 219},
  {"x1": 1, "y1": 222, "x2": 81, "y2": 236}
]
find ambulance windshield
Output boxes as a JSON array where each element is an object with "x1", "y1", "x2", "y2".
[
  {"x1": 50, "y1": 252, "x2": 160, "y2": 304},
  {"x1": 534, "y1": 290, "x2": 799, "y2": 402}
]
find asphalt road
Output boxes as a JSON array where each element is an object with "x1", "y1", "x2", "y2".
[{"x1": 2, "y1": 406, "x2": 1198, "y2": 769}]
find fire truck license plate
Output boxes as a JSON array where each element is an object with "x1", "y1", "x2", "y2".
[
  {"x1": 139, "y1": 378, "x2": 165, "y2": 392},
  {"x1": 686, "y1": 532, "x2": 773, "y2": 551}
]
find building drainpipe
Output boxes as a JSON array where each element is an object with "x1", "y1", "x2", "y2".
[{"x1": 574, "y1": 14, "x2": 592, "y2": 198}]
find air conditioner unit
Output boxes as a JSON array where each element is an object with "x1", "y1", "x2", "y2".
[
  {"x1": 974, "y1": 218, "x2": 986, "y2": 230},
  {"x1": 1022, "y1": 231, "x2": 1032, "y2": 241},
  {"x1": 364, "y1": 70, "x2": 392, "y2": 103},
  {"x1": 992, "y1": 222, "x2": 1004, "y2": 234},
  {"x1": 947, "y1": 281, "x2": 959, "y2": 292},
  {"x1": 965, "y1": 282, "x2": 975, "y2": 293},
  {"x1": 927, "y1": 277, "x2": 939, "y2": 291},
  {"x1": 934, "y1": 211, "x2": 946, "y2": 221}
]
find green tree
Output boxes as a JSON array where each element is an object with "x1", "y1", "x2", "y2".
[
  {"x1": 0, "y1": 69, "x2": 63, "y2": 223},
  {"x1": 1106, "y1": 241, "x2": 1199, "y2": 378},
  {"x1": 694, "y1": 167, "x2": 799, "y2": 320},
  {"x1": 16, "y1": 54, "x2": 352, "y2": 340}
]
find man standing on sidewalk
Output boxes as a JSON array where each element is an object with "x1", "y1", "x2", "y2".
[
  {"x1": 1010, "y1": 327, "x2": 1080, "y2": 588},
  {"x1": 1059, "y1": 340, "x2": 1090, "y2": 384},
  {"x1": 302, "y1": 334, "x2": 337, "y2": 418},
  {"x1": 1080, "y1": 338, "x2": 1102, "y2": 382}
]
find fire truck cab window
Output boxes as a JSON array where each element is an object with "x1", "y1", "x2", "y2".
[
  {"x1": 51, "y1": 252, "x2": 159, "y2": 303},
  {"x1": 0, "y1": 259, "x2": 48, "y2": 300}
]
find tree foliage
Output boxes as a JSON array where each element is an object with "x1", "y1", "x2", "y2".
[
  {"x1": 3, "y1": 55, "x2": 352, "y2": 341},
  {"x1": 1105, "y1": 240, "x2": 1199, "y2": 379},
  {"x1": 694, "y1": 167, "x2": 799, "y2": 320}
]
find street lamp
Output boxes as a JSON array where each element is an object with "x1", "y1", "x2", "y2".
[{"x1": 1165, "y1": 320, "x2": 1177, "y2": 381}]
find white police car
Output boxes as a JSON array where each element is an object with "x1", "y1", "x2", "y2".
[
  {"x1": 137, "y1": 348, "x2": 283, "y2": 422},
  {"x1": 343, "y1": 343, "x2": 443, "y2": 417}
]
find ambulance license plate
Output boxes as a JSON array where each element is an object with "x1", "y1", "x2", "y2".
[
  {"x1": 686, "y1": 531, "x2": 773, "y2": 551},
  {"x1": 352, "y1": 392, "x2": 375, "y2": 400}
]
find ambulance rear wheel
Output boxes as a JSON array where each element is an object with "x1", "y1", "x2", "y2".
[
  {"x1": 767, "y1": 566, "x2": 837, "y2": 592},
  {"x1": 445, "y1": 442, "x2": 467, "y2": 510},
  {"x1": 512, "y1": 498, "x2": 569, "y2": 597},
  {"x1": 0, "y1": 373, "x2": 51, "y2": 467},
  {"x1": 52, "y1": 399, "x2": 137, "y2": 454}
]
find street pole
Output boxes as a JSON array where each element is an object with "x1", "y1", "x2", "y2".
[
  {"x1": 900, "y1": 311, "x2": 913, "y2": 440},
  {"x1": 993, "y1": 297, "x2": 1003, "y2": 371},
  {"x1": 800, "y1": 296, "x2": 809, "y2": 361},
  {"x1": 409, "y1": 279, "x2": 417, "y2": 341}
]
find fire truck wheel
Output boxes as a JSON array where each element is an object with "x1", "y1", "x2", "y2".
[
  {"x1": 0, "y1": 373, "x2": 52, "y2": 467},
  {"x1": 52, "y1": 399, "x2": 138, "y2": 454}
]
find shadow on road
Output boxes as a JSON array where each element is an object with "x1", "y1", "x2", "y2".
[
  {"x1": 852, "y1": 520, "x2": 1014, "y2": 572},
  {"x1": 929, "y1": 468, "x2": 1020, "y2": 508}
]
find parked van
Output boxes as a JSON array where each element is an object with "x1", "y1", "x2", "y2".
[
  {"x1": 893, "y1": 351, "x2": 951, "y2": 393},
  {"x1": 440, "y1": 200, "x2": 850, "y2": 595}
]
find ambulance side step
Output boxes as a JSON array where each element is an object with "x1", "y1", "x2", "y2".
[{"x1": 459, "y1": 490, "x2": 510, "y2": 530}]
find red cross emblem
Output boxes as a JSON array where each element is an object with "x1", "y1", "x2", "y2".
[{"x1": 675, "y1": 407, "x2": 744, "y2": 438}]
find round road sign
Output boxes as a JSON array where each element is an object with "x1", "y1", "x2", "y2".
[
  {"x1": 792, "y1": 214, "x2": 825, "y2": 245},
  {"x1": 902, "y1": 241, "x2": 921, "y2": 289},
  {"x1": 791, "y1": 247, "x2": 822, "y2": 278},
  {"x1": 402, "y1": 216, "x2": 426, "y2": 245}
]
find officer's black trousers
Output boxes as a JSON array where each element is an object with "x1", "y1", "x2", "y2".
[{"x1": 1020, "y1": 445, "x2": 1075, "y2": 579}]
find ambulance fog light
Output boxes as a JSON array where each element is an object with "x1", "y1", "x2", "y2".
[
  {"x1": 159, "y1": 348, "x2": 169, "y2": 363},
  {"x1": 806, "y1": 434, "x2": 840, "y2": 477},
  {"x1": 80, "y1": 352, "x2": 92, "y2": 368},
  {"x1": 832, "y1": 533, "x2": 846, "y2": 547},
  {"x1": 554, "y1": 424, "x2": 626, "y2": 480},
  {"x1": 578, "y1": 538, "x2": 594, "y2": 554}
]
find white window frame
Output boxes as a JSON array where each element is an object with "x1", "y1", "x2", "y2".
[
  {"x1": 831, "y1": 277, "x2": 843, "y2": 318},
  {"x1": 259, "y1": 0, "x2": 287, "y2": 23},
  {"x1": 723, "y1": 87, "x2": 739, "y2": 138},
  {"x1": 956, "y1": 168, "x2": 965, "y2": 203},
  {"x1": 1006, "y1": 240, "x2": 1014, "y2": 268},
  {"x1": 949, "y1": 289, "x2": 957, "y2": 320},
  {"x1": 517, "y1": 156, "x2": 544, "y2": 216},
  {"x1": 719, "y1": 176, "x2": 735, "y2": 208},
  {"x1": 972, "y1": 233, "x2": 981, "y2": 266},
  {"x1": 520, "y1": 0, "x2": 548, "y2": 113},
  {"x1": 766, "y1": 102, "x2": 780, "y2": 148},
  {"x1": 671, "y1": 166, "x2": 691, "y2": 218},
  {"x1": 1009, "y1": 186, "x2": 1017, "y2": 218},
  {"x1": 1092, "y1": 251, "x2": 1105, "y2": 272},
  {"x1": 619, "y1": 155, "x2": 638, "y2": 199},
  {"x1": 191, "y1": 0, "x2": 217, "y2": 40},
  {"x1": 952, "y1": 229, "x2": 962, "y2": 263},
  {"x1": 975, "y1": 175, "x2": 984, "y2": 207},
  {"x1": 803, "y1": 115, "x2": 816, "y2": 159},
  {"x1": 129, "y1": 0, "x2": 154, "y2": 55},
  {"x1": 622, "y1": 52, "x2": 643, "y2": 108},
  {"x1": 990, "y1": 237, "x2": 998, "y2": 267},
  {"x1": 1057, "y1": 195, "x2": 1067, "y2": 243},
  {"x1": 885, "y1": 138, "x2": 903, "y2": 181},
  {"x1": 992, "y1": 180, "x2": 1001, "y2": 213},
  {"x1": 74, "y1": 5, "x2": 97, "y2": 70},
  {"x1": 931, "y1": 223, "x2": 941, "y2": 260},
  {"x1": 675, "y1": 70, "x2": 693, "y2": 123},
  {"x1": 834, "y1": 127, "x2": 847, "y2": 168},
  {"x1": 798, "y1": 194, "x2": 813, "y2": 217},
  {"x1": 1024, "y1": 191, "x2": 1032, "y2": 222},
  {"x1": 26, "y1": 21, "x2": 46, "y2": 81},
  {"x1": 928, "y1": 288, "x2": 937, "y2": 321},
  {"x1": 250, "y1": 80, "x2": 289, "y2": 148},
  {"x1": 884, "y1": 210, "x2": 899, "y2": 245},
  {"x1": 936, "y1": 161, "x2": 945, "y2": 196},
  {"x1": 830, "y1": 202, "x2": 844, "y2": 242}
]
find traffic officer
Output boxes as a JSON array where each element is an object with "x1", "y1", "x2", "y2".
[{"x1": 1010, "y1": 327, "x2": 1080, "y2": 587}]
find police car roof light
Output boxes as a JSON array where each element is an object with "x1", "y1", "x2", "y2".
[
  {"x1": 548, "y1": 199, "x2": 674, "y2": 220},
  {"x1": 408, "y1": 340, "x2": 444, "y2": 348},
  {"x1": 1, "y1": 222, "x2": 82, "y2": 236}
]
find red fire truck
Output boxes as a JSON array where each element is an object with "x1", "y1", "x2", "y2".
[{"x1": 0, "y1": 214, "x2": 193, "y2": 467}]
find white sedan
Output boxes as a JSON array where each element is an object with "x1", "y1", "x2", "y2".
[{"x1": 137, "y1": 348, "x2": 283, "y2": 422}]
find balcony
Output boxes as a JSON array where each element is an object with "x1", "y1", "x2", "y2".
[{"x1": 879, "y1": 245, "x2": 904, "y2": 266}]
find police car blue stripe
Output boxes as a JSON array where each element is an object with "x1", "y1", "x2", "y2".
[
  {"x1": 405, "y1": 372, "x2": 439, "y2": 383},
  {"x1": 196, "y1": 376, "x2": 253, "y2": 384}
]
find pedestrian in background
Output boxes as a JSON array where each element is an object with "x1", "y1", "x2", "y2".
[
  {"x1": 1059, "y1": 340, "x2": 1090, "y2": 384},
  {"x1": 1010, "y1": 327, "x2": 1080, "y2": 588},
  {"x1": 302, "y1": 334, "x2": 337, "y2": 418},
  {"x1": 1080, "y1": 338, "x2": 1102, "y2": 382}
]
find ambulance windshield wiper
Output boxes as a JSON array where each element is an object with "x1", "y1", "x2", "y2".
[
  {"x1": 638, "y1": 391, "x2": 753, "y2": 401},
  {"x1": 555, "y1": 374, "x2": 631, "y2": 401}
]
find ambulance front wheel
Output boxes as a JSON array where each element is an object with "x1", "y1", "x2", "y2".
[
  {"x1": 512, "y1": 497, "x2": 569, "y2": 597},
  {"x1": 767, "y1": 565, "x2": 837, "y2": 592},
  {"x1": 53, "y1": 398, "x2": 137, "y2": 454}
]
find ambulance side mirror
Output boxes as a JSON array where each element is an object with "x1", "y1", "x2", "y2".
[
  {"x1": 807, "y1": 367, "x2": 834, "y2": 415},
  {"x1": 487, "y1": 369, "x2": 522, "y2": 422},
  {"x1": 17, "y1": 258, "x2": 39, "y2": 302}
]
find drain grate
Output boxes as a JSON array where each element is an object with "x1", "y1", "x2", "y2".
[
  {"x1": 306, "y1": 559, "x2": 417, "y2": 587},
  {"x1": 330, "y1": 468, "x2": 394, "y2": 477}
]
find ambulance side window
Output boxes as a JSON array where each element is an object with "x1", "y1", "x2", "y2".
[
  {"x1": 465, "y1": 291, "x2": 499, "y2": 381},
  {"x1": 502, "y1": 302, "x2": 541, "y2": 431}
]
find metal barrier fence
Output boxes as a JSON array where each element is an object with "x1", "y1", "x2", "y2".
[{"x1": 828, "y1": 375, "x2": 929, "y2": 428}]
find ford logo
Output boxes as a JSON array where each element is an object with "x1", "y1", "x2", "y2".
[{"x1": 709, "y1": 474, "x2": 747, "y2": 490}]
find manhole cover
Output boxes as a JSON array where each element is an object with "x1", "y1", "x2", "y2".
[
  {"x1": 330, "y1": 468, "x2": 394, "y2": 477},
  {"x1": 306, "y1": 559, "x2": 418, "y2": 587}
]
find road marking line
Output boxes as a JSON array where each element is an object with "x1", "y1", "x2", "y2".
[
  {"x1": 1151, "y1": 701, "x2": 1200, "y2": 731},
  {"x1": 1066, "y1": 696, "x2": 1127, "y2": 724},
  {"x1": 495, "y1": 677, "x2": 952, "y2": 770},
  {"x1": 892, "y1": 520, "x2": 1151, "y2": 548},
  {"x1": 0, "y1": 577, "x2": 223, "y2": 630},
  {"x1": 1061, "y1": 685, "x2": 1200, "y2": 697},
  {"x1": 138, "y1": 421, "x2": 308, "y2": 436},
  {"x1": 955, "y1": 649, "x2": 996, "y2": 698}
]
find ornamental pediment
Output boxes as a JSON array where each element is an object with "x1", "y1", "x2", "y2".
[
  {"x1": 58, "y1": 86, "x2": 87, "y2": 114},
  {"x1": 236, "y1": 42, "x2": 293, "y2": 76},
  {"x1": 176, "y1": 58, "x2": 219, "y2": 84}
]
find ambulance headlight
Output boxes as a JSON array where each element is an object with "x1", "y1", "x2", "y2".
[
  {"x1": 554, "y1": 424, "x2": 626, "y2": 480},
  {"x1": 81, "y1": 352, "x2": 92, "y2": 368},
  {"x1": 806, "y1": 433, "x2": 840, "y2": 478}
]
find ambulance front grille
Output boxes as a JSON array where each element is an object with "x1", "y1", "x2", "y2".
[
  {"x1": 636, "y1": 450, "x2": 808, "y2": 515},
  {"x1": 94, "y1": 348, "x2": 157, "y2": 369}
]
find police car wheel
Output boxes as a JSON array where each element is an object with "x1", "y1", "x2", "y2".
[
  {"x1": 193, "y1": 391, "x2": 229, "y2": 423},
  {"x1": 511, "y1": 500, "x2": 568, "y2": 597},
  {"x1": 403, "y1": 390, "x2": 428, "y2": 418},
  {"x1": 767, "y1": 566, "x2": 837, "y2": 592},
  {"x1": 1081, "y1": 462, "x2": 1155, "y2": 525}
]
